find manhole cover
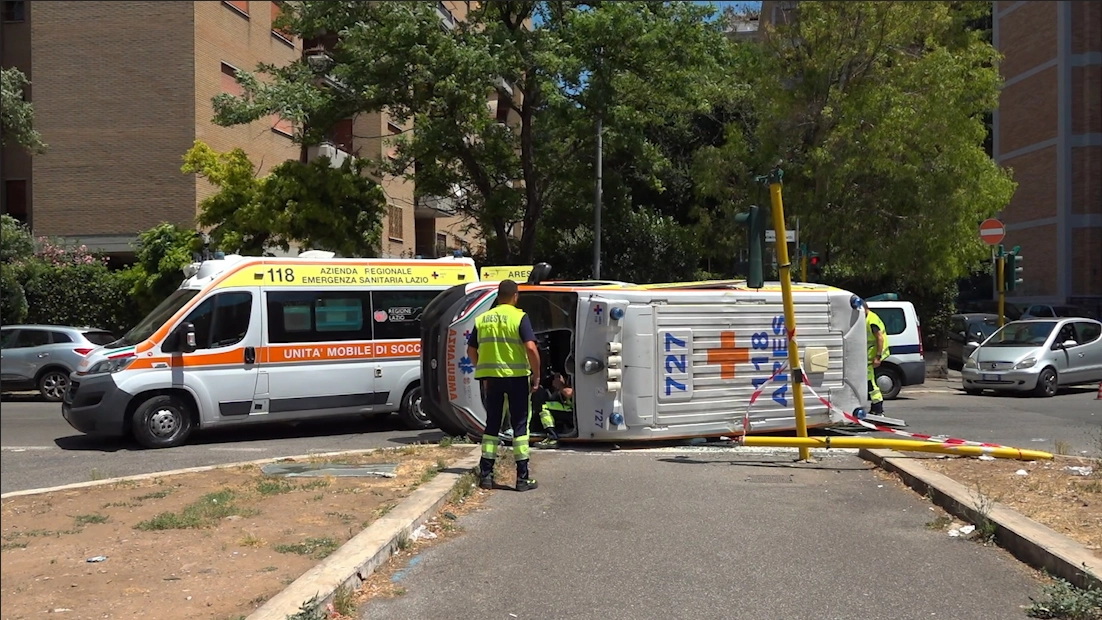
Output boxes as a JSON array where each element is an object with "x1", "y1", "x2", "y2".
[
  {"x1": 745, "y1": 475, "x2": 794, "y2": 483},
  {"x1": 260, "y1": 462, "x2": 400, "y2": 478}
]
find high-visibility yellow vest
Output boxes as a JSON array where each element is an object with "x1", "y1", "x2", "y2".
[
  {"x1": 473, "y1": 304, "x2": 530, "y2": 379},
  {"x1": 866, "y1": 310, "x2": 891, "y2": 360}
]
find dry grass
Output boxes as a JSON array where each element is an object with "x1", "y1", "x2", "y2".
[{"x1": 923, "y1": 455, "x2": 1102, "y2": 555}]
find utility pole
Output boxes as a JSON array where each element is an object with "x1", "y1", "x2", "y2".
[{"x1": 593, "y1": 115, "x2": 603, "y2": 280}]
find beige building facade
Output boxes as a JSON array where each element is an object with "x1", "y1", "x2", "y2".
[{"x1": 0, "y1": 0, "x2": 485, "y2": 259}]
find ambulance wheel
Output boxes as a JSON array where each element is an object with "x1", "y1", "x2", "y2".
[
  {"x1": 399, "y1": 385, "x2": 433, "y2": 430},
  {"x1": 131, "y1": 394, "x2": 194, "y2": 449}
]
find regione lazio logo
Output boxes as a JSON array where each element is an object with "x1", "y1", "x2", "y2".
[{"x1": 706, "y1": 331, "x2": 750, "y2": 380}]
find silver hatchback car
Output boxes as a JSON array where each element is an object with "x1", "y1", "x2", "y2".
[
  {"x1": 961, "y1": 318, "x2": 1102, "y2": 397},
  {"x1": 1, "y1": 325, "x2": 118, "y2": 402}
]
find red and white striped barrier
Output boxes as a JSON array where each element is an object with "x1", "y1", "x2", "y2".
[{"x1": 740, "y1": 329, "x2": 1016, "y2": 452}]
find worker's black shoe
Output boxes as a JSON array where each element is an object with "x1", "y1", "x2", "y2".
[
  {"x1": 478, "y1": 475, "x2": 494, "y2": 490},
  {"x1": 516, "y1": 478, "x2": 538, "y2": 492}
]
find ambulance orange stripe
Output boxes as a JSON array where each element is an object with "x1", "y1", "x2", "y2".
[{"x1": 125, "y1": 340, "x2": 422, "y2": 371}]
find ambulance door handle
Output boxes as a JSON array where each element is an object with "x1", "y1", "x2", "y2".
[
  {"x1": 244, "y1": 347, "x2": 256, "y2": 365},
  {"x1": 375, "y1": 366, "x2": 383, "y2": 378}
]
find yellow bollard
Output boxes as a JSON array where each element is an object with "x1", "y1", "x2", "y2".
[
  {"x1": 765, "y1": 169, "x2": 811, "y2": 461},
  {"x1": 739, "y1": 435, "x2": 1053, "y2": 461}
]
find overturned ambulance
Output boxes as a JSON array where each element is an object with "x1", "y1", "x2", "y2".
[{"x1": 420, "y1": 267, "x2": 874, "y2": 442}]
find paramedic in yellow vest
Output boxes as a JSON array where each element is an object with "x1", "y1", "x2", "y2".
[
  {"x1": 535, "y1": 371, "x2": 571, "y2": 441},
  {"x1": 466, "y1": 279, "x2": 542, "y2": 492},
  {"x1": 862, "y1": 299, "x2": 891, "y2": 415}
]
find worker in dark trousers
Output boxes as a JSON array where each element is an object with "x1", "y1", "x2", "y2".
[{"x1": 466, "y1": 279, "x2": 542, "y2": 491}]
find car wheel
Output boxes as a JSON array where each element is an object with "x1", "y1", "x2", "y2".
[
  {"x1": 1032, "y1": 367, "x2": 1058, "y2": 398},
  {"x1": 964, "y1": 388, "x2": 983, "y2": 396},
  {"x1": 875, "y1": 366, "x2": 902, "y2": 400},
  {"x1": 399, "y1": 385, "x2": 433, "y2": 430},
  {"x1": 37, "y1": 369, "x2": 70, "y2": 403},
  {"x1": 131, "y1": 394, "x2": 194, "y2": 449}
]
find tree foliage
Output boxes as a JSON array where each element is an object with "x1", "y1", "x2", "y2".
[
  {"x1": 1, "y1": 67, "x2": 46, "y2": 154},
  {"x1": 210, "y1": 1, "x2": 735, "y2": 268},
  {"x1": 181, "y1": 140, "x2": 387, "y2": 257},
  {"x1": 122, "y1": 223, "x2": 200, "y2": 312},
  {"x1": 701, "y1": 0, "x2": 1014, "y2": 290}
]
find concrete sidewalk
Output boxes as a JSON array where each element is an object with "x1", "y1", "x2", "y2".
[{"x1": 361, "y1": 449, "x2": 1039, "y2": 620}]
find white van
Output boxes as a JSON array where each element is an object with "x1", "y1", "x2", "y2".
[
  {"x1": 865, "y1": 300, "x2": 926, "y2": 399},
  {"x1": 62, "y1": 251, "x2": 478, "y2": 448}
]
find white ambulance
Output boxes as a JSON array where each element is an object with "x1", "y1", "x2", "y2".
[
  {"x1": 62, "y1": 251, "x2": 478, "y2": 448},
  {"x1": 421, "y1": 269, "x2": 872, "y2": 442}
]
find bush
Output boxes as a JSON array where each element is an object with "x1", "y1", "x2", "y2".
[
  {"x1": 20, "y1": 262, "x2": 139, "y2": 334},
  {"x1": 0, "y1": 264, "x2": 28, "y2": 325},
  {"x1": 1, "y1": 214, "x2": 34, "y2": 263}
]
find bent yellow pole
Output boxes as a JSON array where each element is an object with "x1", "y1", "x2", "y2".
[
  {"x1": 766, "y1": 170, "x2": 811, "y2": 461},
  {"x1": 740, "y1": 435, "x2": 1053, "y2": 461}
]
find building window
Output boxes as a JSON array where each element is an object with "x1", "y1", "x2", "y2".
[
  {"x1": 388, "y1": 205, "x2": 404, "y2": 241},
  {"x1": 220, "y1": 63, "x2": 244, "y2": 96},
  {"x1": 271, "y1": 114, "x2": 293, "y2": 137},
  {"x1": 222, "y1": 1, "x2": 248, "y2": 17},
  {"x1": 328, "y1": 118, "x2": 354, "y2": 153},
  {"x1": 2, "y1": 1, "x2": 25, "y2": 22},
  {"x1": 3, "y1": 180, "x2": 28, "y2": 224},
  {"x1": 436, "y1": 232, "x2": 448, "y2": 254},
  {"x1": 385, "y1": 121, "x2": 403, "y2": 160},
  {"x1": 270, "y1": 1, "x2": 293, "y2": 45}
]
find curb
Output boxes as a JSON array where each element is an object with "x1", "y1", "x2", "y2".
[
  {"x1": 0, "y1": 447, "x2": 411, "y2": 500},
  {"x1": 859, "y1": 448, "x2": 1102, "y2": 591},
  {"x1": 246, "y1": 446, "x2": 481, "y2": 620}
]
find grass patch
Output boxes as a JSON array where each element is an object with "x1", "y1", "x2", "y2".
[
  {"x1": 394, "y1": 532, "x2": 412, "y2": 552},
  {"x1": 968, "y1": 483, "x2": 999, "y2": 544},
  {"x1": 332, "y1": 584, "x2": 356, "y2": 616},
  {"x1": 134, "y1": 489, "x2": 255, "y2": 531},
  {"x1": 448, "y1": 471, "x2": 478, "y2": 504},
  {"x1": 273, "y1": 537, "x2": 339, "y2": 560},
  {"x1": 1025, "y1": 577, "x2": 1102, "y2": 619},
  {"x1": 255, "y1": 479, "x2": 295, "y2": 496},
  {"x1": 326, "y1": 512, "x2": 356, "y2": 525},
  {"x1": 1, "y1": 541, "x2": 29, "y2": 551},
  {"x1": 260, "y1": 565, "x2": 278, "y2": 573},
  {"x1": 134, "y1": 489, "x2": 173, "y2": 501},
  {"x1": 102, "y1": 501, "x2": 136, "y2": 509},
  {"x1": 73, "y1": 513, "x2": 108, "y2": 526},
  {"x1": 925, "y1": 515, "x2": 952, "y2": 530},
  {"x1": 299, "y1": 479, "x2": 330, "y2": 491},
  {"x1": 239, "y1": 532, "x2": 266, "y2": 548}
]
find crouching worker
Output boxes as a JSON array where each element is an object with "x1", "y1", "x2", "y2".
[
  {"x1": 535, "y1": 372, "x2": 573, "y2": 442},
  {"x1": 466, "y1": 280, "x2": 542, "y2": 492}
]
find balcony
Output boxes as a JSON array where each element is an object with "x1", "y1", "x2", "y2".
[
  {"x1": 306, "y1": 142, "x2": 351, "y2": 168},
  {"x1": 437, "y1": 1, "x2": 457, "y2": 30},
  {"x1": 415, "y1": 194, "x2": 460, "y2": 219}
]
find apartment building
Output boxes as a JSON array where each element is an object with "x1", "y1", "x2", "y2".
[
  {"x1": 0, "y1": 0, "x2": 484, "y2": 259},
  {"x1": 993, "y1": 1, "x2": 1101, "y2": 316}
]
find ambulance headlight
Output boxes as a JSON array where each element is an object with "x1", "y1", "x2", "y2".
[
  {"x1": 610, "y1": 307, "x2": 624, "y2": 321},
  {"x1": 88, "y1": 356, "x2": 135, "y2": 375},
  {"x1": 582, "y1": 358, "x2": 604, "y2": 375}
]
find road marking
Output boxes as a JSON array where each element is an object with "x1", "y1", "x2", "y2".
[
  {"x1": 208, "y1": 447, "x2": 268, "y2": 452},
  {"x1": 904, "y1": 389, "x2": 959, "y2": 395},
  {"x1": 1, "y1": 446, "x2": 56, "y2": 452}
]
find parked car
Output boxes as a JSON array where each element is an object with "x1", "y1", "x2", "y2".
[
  {"x1": 0, "y1": 325, "x2": 117, "y2": 402},
  {"x1": 961, "y1": 318, "x2": 1102, "y2": 397},
  {"x1": 866, "y1": 300, "x2": 926, "y2": 400},
  {"x1": 1021, "y1": 304, "x2": 1098, "y2": 320},
  {"x1": 946, "y1": 313, "x2": 1001, "y2": 371},
  {"x1": 956, "y1": 299, "x2": 1023, "y2": 321}
]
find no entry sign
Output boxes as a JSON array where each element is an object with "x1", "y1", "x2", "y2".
[{"x1": 979, "y1": 218, "x2": 1005, "y2": 246}]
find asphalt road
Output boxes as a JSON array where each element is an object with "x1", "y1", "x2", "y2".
[
  {"x1": 0, "y1": 394, "x2": 443, "y2": 494},
  {"x1": 2, "y1": 377, "x2": 1098, "y2": 494},
  {"x1": 361, "y1": 450, "x2": 1041, "y2": 620},
  {"x1": 871, "y1": 377, "x2": 1101, "y2": 456}
]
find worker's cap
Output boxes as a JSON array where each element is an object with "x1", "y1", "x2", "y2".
[{"x1": 850, "y1": 295, "x2": 865, "y2": 310}]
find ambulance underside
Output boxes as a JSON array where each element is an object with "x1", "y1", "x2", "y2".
[{"x1": 422, "y1": 283, "x2": 868, "y2": 442}]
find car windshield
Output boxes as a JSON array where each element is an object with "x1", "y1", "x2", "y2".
[
  {"x1": 110, "y1": 289, "x2": 200, "y2": 348},
  {"x1": 972, "y1": 320, "x2": 1000, "y2": 340},
  {"x1": 987, "y1": 321, "x2": 1056, "y2": 346}
]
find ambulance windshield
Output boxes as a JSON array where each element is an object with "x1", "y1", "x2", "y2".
[{"x1": 113, "y1": 289, "x2": 201, "y2": 348}]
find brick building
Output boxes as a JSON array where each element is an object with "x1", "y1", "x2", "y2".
[
  {"x1": 0, "y1": 0, "x2": 484, "y2": 259},
  {"x1": 993, "y1": 1, "x2": 1101, "y2": 316}
]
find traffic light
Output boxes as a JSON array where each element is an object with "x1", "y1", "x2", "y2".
[
  {"x1": 734, "y1": 204, "x2": 766, "y2": 289},
  {"x1": 1005, "y1": 246, "x2": 1023, "y2": 292},
  {"x1": 808, "y1": 252, "x2": 822, "y2": 281}
]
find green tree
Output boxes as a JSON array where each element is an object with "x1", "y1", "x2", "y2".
[
  {"x1": 723, "y1": 0, "x2": 1015, "y2": 290},
  {"x1": 0, "y1": 264, "x2": 28, "y2": 325},
  {"x1": 1, "y1": 67, "x2": 46, "y2": 154},
  {"x1": 210, "y1": 1, "x2": 734, "y2": 266},
  {"x1": 122, "y1": 223, "x2": 201, "y2": 314},
  {"x1": 181, "y1": 140, "x2": 387, "y2": 256}
]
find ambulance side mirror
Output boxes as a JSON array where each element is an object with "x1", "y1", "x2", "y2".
[{"x1": 170, "y1": 322, "x2": 198, "y2": 354}]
